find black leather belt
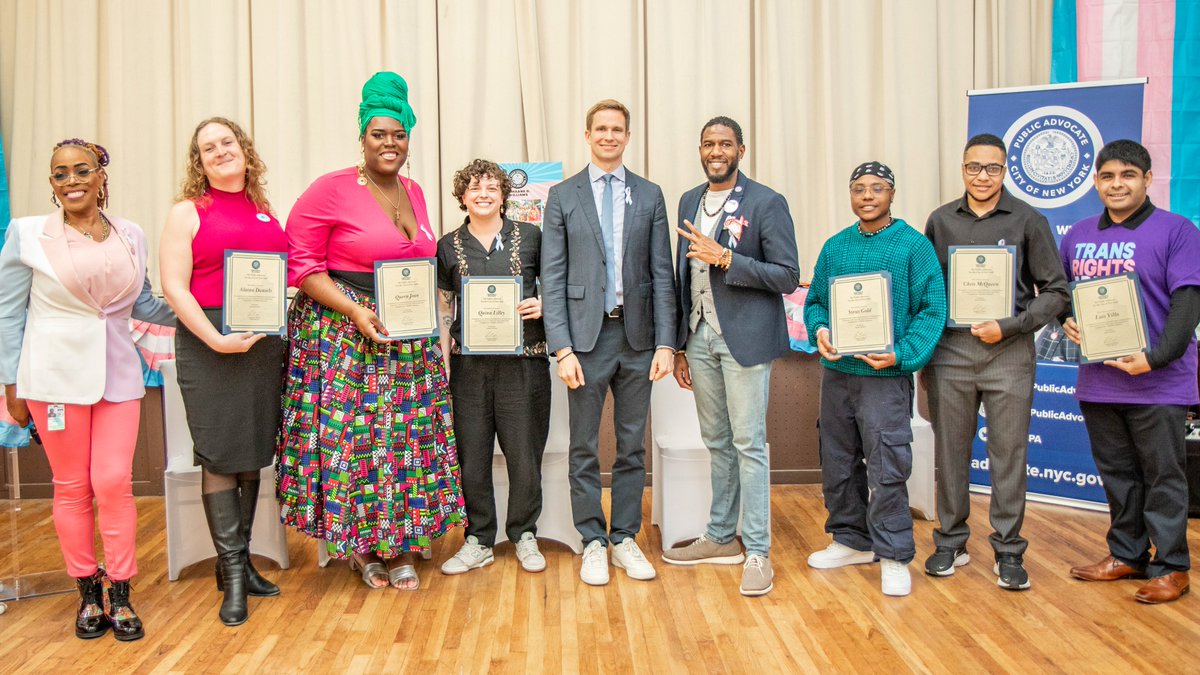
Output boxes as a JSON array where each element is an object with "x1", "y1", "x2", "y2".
[{"x1": 605, "y1": 305, "x2": 624, "y2": 319}]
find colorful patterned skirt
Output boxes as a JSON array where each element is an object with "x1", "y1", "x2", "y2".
[{"x1": 276, "y1": 283, "x2": 465, "y2": 559}]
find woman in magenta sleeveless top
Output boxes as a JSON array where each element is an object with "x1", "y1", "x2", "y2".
[{"x1": 159, "y1": 118, "x2": 287, "y2": 626}]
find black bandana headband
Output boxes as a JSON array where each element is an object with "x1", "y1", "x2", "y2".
[{"x1": 850, "y1": 161, "x2": 894, "y2": 187}]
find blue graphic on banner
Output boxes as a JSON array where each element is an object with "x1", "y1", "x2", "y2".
[
  {"x1": 968, "y1": 82, "x2": 1144, "y2": 244},
  {"x1": 969, "y1": 362, "x2": 1104, "y2": 504}
]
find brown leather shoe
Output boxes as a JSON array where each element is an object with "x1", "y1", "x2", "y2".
[
  {"x1": 1134, "y1": 571, "x2": 1190, "y2": 604},
  {"x1": 1070, "y1": 555, "x2": 1146, "y2": 581}
]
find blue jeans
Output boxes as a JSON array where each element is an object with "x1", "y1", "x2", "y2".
[{"x1": 685, "y1": 321, "x2": 773, "y2": 556}]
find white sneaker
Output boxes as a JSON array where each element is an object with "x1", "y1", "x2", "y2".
[
  {"x1": 440, "y1": 535, "x2": 494, "y2": 575},
  {"x1": 880, "y1": 558, "x2": 912, "y2": 596},
  {"x1": 612, "y1": 539, "x2": 656, "y2": 580},
  {"x1": 807, "y1": 541, "x2": 875, "y2": 569},
  {"x1": 580, "y1": 540, "x2": 610, "y2": 586},
  {"x1": 515, "y1": 532, "x2": 546, "y2": 573}
]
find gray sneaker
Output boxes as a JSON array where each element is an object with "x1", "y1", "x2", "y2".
[
  {"x1": 662, "y1": 534, "x2": 746, "y2": 566},
  {"x1": 740, "y1": 554, "x2": 774, "y2": 596}
]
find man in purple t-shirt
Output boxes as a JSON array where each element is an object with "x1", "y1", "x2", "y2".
[{"x1": 1060, "y1": 140, "x2": 1200, "y2": 604}]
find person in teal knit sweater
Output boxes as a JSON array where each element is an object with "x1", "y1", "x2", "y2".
[{"x1": 802, "y1": 162, "x2": 946, "y2": 597}]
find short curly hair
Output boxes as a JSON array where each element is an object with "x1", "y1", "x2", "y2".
[{"x1": 451, "y1": 159, "x2": 512, "y2": 214}]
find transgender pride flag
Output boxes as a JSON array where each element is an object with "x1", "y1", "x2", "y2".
[{"x1": 1051, "y1": 0, "x2": 1200, "y2": 225}]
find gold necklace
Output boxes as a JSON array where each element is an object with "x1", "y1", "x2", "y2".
[
  {"x1": 363, "y1": 170, "x2": 402, "y2": 224},
  {"x1": 65, "y1": 213, "x2": 111, "y2": 241}
]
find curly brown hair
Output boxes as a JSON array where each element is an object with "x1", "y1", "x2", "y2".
[
  {"x1": 177, "y1": 117, "x2": 272, "y2": 213},
  {"x1": 451, "y1": 159, "x2": 512, "y2": 214}
]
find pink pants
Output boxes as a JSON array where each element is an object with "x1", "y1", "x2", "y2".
[{"x1": 28, "y1": 399, "x2": 141, "y2": 581}]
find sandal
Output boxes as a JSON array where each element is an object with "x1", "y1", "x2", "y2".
[
  {"x1": 349, "y1": 554, "x2": 388, "y2": 589},
  {"x1": 387, "y1": 560, "x2": 419, "y2": 591}
]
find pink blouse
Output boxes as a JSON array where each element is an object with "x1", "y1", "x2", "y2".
[
  {"x1": 286, "y1": 167, "x2": 437, "y2": 287},
  {"x1": 189, "y1": 188, "x2": 287, "y2": 308},
  {"x1": 64, "y1": 224, "x2": 137, "y2": 307}
]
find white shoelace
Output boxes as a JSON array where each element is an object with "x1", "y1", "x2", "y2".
[
  {"x1": 516, "y1": 538, "x2": 541, "y2": 559},
  {"x1": 457, "y1": 539, "x2": 488, "y2": 562},
  {"x1": 583, "y1": 544, "x2": 606, "y2": 567},
  {"x1": 620, "y1": 541, "x2": 647, "y2": 562},
  {"x1": 745, "y1": 554, "x2": 766, "y2": 570}
]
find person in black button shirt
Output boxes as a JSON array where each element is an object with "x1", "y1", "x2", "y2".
[
  {"x1": 436, "y1": 159, "x2": 550, "y2": 575},
  {"x1": 922, "y1": 133, "x2": 1069, "y2": 591}
]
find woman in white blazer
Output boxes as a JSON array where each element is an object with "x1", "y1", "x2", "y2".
[{"x1": 0, "y1": 139, "x2": 174, "y2": 642}]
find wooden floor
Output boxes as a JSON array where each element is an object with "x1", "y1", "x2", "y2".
[{"x1": 0, "y1": 486, "x2": 1198, "y2": 674}]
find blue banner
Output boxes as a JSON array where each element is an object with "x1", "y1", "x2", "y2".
[
  {"x1": 966, "y1": 81, "x2": 1145, "y2": 507},
  {"x1": 968, "y1": 81, "x2": 1144, "y2": 244},
  {"x1": 969, "y1": 363, "x2": 1104, "y2": 504}
]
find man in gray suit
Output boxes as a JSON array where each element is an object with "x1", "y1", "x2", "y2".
[{"x1": 541, "y1": 99, "x2": 677, "y2": 586}]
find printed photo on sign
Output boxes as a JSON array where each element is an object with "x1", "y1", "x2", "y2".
[{"x1": 499, "y1": 162, "x2": 563, "y2": 229}]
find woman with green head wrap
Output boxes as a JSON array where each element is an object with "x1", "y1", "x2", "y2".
[{"x1": 278, "y1": 71, "x2": 465, "y2": 591}]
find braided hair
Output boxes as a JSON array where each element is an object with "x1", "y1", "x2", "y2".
[{"x1": 53, "y1": 138, "x2": 111, "y2": 209}]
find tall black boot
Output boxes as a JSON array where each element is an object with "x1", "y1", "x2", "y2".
[
  {"x1": 214, "y1": 478, "x2": 281, "y2": 597},
  {"x1": 74, "y1": 569, "x2": 110, "y2": 639},
  {"x1": 203, "y1": 489, "x2": 248, "y2": 626},
  {"x1": 238, "y1": 477, "x2": 280, "y2": 597},
  {"x1": 104, "y1": 578, "x2": 144, "y2": 641}
]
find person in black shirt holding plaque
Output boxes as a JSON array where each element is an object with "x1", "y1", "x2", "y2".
[{"x1": 436, "y1": 159, "x2": 550, "y2": 575}]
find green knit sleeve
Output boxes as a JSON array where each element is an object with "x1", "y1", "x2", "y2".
[
  {"x1": 803, "y1": 240, "x2": 832, "y2": 340},
  {"x1": 894, "y1": 235, "x2": 947, "y2": 372}
]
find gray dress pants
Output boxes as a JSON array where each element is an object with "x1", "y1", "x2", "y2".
[
  {"x1": 567, "y1": 317, "x2": 654, "y2": 546},
  {"x1": 927, "y1": 331, "x2": 1035, "y2": 556}
]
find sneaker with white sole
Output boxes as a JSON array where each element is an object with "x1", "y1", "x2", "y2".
[
  {"x1": 441, "y1": 535, "x2": 494, "y2": 575},
  {"x1": 612, "y1": 539, "x2": 656, "y2": 580},
  {"x1": 515, "y1": 532, "x2": 546, "y2": 573},
  {"x1": 807, "y1": 541, "x2": 875, "y2": 569},
  {"x1": 994, "y1": 553, "x2": 1031, "y2": 590},
  {"x1": 662, "y1": 534, "x2": 745, "y2": 566},
  {"x1": 880, "y1": 558, "x2": 912, "y2": 596},
  {"x1": 924, "y1": 546, "x2": 970, "y2": 577},
  {"x1": 740, "y1": 554, "x2": 774, "y2": 596},
  {"x1": 580, "y1": 540, "x2": 609, "y2": 586}
]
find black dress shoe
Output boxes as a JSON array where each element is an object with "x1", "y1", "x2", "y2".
[
  {"x1": 105, "y1": 578, "x2": 145, "y2": 642},
  {"x1": 74, "y1": 569, "x2": 110, "y2": 639}
]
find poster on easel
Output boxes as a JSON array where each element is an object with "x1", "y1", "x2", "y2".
[{"x1": 499, "y1": 162, "x2": 563, "y2": 229}]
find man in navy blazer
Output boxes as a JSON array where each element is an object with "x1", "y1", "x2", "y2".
[
  {"x1": 541, "y1": 99, "x2": 677, "y2": 586},
  {"x1": 664, "y1": 117, "x2": 800, "y2": 596}
]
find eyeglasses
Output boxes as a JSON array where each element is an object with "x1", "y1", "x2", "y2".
[
  {"x1": 49, "y1": 166, "x2": 101, "y2": 185},
  {"x1": 850, "y1": 184, "x2": 893, "y2": 196},
  {"x1": 963, "y1": 162, "x2": 1004, "y2": 177}
]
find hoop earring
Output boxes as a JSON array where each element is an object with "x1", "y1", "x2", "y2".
[{"x1": 97, "y1": 186, "x2": 107, "y2": 206}]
